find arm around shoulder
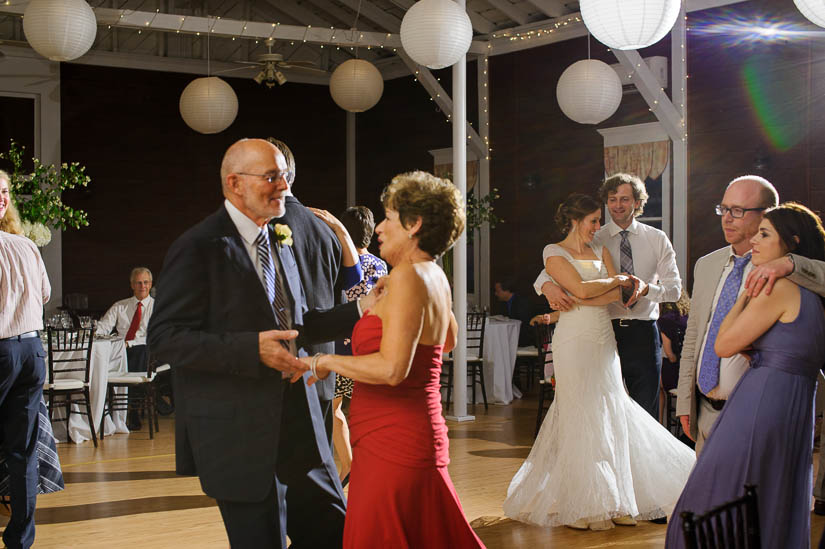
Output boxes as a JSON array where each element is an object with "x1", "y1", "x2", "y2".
[{"x1": 788, "y1": 255, "x2": 825, "y2": 297}]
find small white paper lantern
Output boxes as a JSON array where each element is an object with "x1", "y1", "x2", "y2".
[
  {"x1": 556, "y1": 59, "x2": 622, "y2": 125},
  {"x1": 580, "y1": 0, "x2": 680, "y2": 50},
  {"x1": 400, "y1": 0, "x2": 473, "y2": 69},
  {"x1": 794, "y1": 0, "x2": 825, "y2": 28},
  {"x1": 179, "y1": 77, "x2": 239, "y2": 134},
  {"x1": 329, "y1": 59, "x2": 384, "y2": 113},
  {"x1": 23, "y1": 0, "x2": 97, "y2": 61}
]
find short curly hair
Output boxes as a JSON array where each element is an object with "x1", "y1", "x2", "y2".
[
  {"x1": 381, "y1": 171, "x2": 465, "y2": 258},
  {"x1": 599, "y1": 173, "x2": 649, "y2": 217}
]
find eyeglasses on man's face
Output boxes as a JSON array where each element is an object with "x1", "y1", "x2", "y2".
[
  {"x1": 715, "y1": 204, "x2": 765, "y2": 219},
  {"x1": 236, "y1": 171, "x2": 294, "y2": 184}
]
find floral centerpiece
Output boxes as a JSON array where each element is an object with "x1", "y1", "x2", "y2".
[{"x1": 0, "y1": 140, "x2": 90, "y2": 246}]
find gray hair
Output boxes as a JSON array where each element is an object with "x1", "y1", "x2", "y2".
[
  {"x1": 130, "y1": 267, "x2": 153, "y2": 283},
  {"x1": 267, "y1": 138, "x2": 296, "y2": 186}
]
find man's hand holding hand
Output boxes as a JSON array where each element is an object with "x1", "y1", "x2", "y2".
[
  {"x1": 541, "y1": 281, "x2": 575, "y2": 312},
  {"x1": 259, "y1": 330, "x2": 301, "y2": 375}
]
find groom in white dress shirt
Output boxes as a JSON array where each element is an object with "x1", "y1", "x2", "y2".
[{"x1": 536, "y1": 174, "x2": 682, "y2": 419}]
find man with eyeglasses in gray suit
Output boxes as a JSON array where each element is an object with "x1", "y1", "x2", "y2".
[{"x1": 676, "y1": 175, "x2": 825, "y2": 456}]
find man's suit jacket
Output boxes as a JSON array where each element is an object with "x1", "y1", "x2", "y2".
[
  {"x1": 147, "y1": 206, "x2": 358, "y2": 502},
  {"x1": 278, "y1": 195, "x2": 343, "y2": 402},
  {"x1": 507, "y1": 293, "x2": 535, "y2": 347},
  {"x1": 676, "y1": 249, "x2": 825, "y2": 439},
  {"x1": 675, "y1": 247, "x2": 730, "y2": 441}
]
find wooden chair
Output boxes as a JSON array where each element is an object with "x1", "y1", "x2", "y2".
[
  {"x1": 681, "y1": 484, "x2": 761, "y2": 549},
  {"x1": 441, "y1": 311, "x2": 488, "y2": 411},
  {"x1": 534, "y1": 324, "x2": 555, "y2": 437},
  {"x1": 514, "y1": 323, "x2": 555, "y2": 391},
  {"x1": 99, "y1": 355, "x2": 170, "y2": 440},
  {"x1": 44, "y1": 328, "x2": 97, "y2": 447}
]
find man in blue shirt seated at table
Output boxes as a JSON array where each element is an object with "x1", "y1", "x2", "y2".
[{"x1": 494, "y1": 278, "x2": 536, "y2": 347}]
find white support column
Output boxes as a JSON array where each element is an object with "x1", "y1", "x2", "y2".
[
  {"x1": 448, "y1": 0, "x2": 473, "y2": 423},
  {"x1": 346, "y1": 111, "x2": 356, "y2": 207},
  {"x1": 477, "y1": 56, "x2": 491, "y2": 312},
  {"x1": 671, "y1": 4, "x2": 688, "y2": 278}
]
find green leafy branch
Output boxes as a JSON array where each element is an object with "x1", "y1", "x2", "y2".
[
  {"x1": 0, "y1": 140, "x2": 90, "y2": 230},
  {"x1": 466, "y1": 188, "x2": 502, "y2": 233}
]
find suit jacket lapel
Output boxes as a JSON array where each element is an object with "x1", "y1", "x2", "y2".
[{"x1": 272, "y1": 233, "x2": 307, "y2": 326}]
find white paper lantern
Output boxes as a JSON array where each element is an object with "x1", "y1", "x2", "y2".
[
  {"x1": 580, "y1": 0, "x2": 680, "y2": 50},
  {"x1": 179, "y1": 77, "x2": 239, "y2": 134},
  {"x1": 400, "y1": 0, "x2": 473, "y2": 70},
  {"x1": 794, "y1": 0, "x2": 825, "y2": 28},
  {"x1": 23, "y1": 0, "x2": 97, "y2": 61},
  {"x1": 556, "y1": 59, "x2": 622, "y2": 125},
  {"x1": 329, "y1": 60, "x2": 385, "y2": 113}
]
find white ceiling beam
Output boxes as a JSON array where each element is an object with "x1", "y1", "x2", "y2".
[
  {"x1": 397, "y1": 51, "x2": 487, "y2": 159},
  {"x1": 523, "y1": 0, "x2": 567, "y2": 18},
  {"x1": 304, "y1": 0, "x2": 382, "y2": 32},
  {"x1": 0, "y1": 6, "x2": 489, "y2": 54},
  {"x1": 483, "y1": 0, "x2": 530, "y2": 25},
  {"x1": 336, "y1": 0, "x2": 403, "y2": 32},
  {"x1": 259, "y1": 0, "x2": 331, "y2": 29},
  {"x1": 612, "y1": 49, "x2": 684, "y2": 142}
]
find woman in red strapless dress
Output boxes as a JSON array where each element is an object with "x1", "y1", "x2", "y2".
[{"x1": 300, "y1": 172, "x2": 485, "y2": 549}]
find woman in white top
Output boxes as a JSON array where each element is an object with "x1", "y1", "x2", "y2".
[{"x1": 504, "y1": 193, "x2": 694, "y2": 531}]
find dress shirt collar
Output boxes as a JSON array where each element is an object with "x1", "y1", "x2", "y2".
[
  {"x1": 224, "y1": 199, "x2": 267, "y2": 247},
  {"x1": 605, "y1": 217, "x2": 640, "y2": 237},
  {"x1": 129, "y1": 295, "x2": 152, "y2": 307},
  {"x1": 724, "y1": 245, "x2": 752, "y2": 264}
]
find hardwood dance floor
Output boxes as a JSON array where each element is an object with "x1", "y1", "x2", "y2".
[{"x1": 3, "y1": 394, "x2": 823, "y2": 547}]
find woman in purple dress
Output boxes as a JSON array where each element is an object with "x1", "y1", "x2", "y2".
[{"x1": 666, "y1": 202, "x2": 825, "y2": 548}]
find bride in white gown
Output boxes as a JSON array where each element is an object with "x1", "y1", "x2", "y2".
[{"x1": 504, "y1": 194, "x2": 695, "y2": 531}]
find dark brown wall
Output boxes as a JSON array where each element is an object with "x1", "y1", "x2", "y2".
[
  {"x1": 488, "y1": 0, "x2": 825, "y2": 306},
  {"x1": 59, "y1": 62, "x2": 453, "y2": 310},
  {"x1": 40, "y1": 0, "x2": 825, "y2": 310}
]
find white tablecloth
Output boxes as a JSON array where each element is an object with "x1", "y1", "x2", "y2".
[
  {"x1": 482, "y1": 316, "x2": 522, "y2": 405},
  {"x1": 49, "y1": 338, "x2": 130, "y2": 443}
]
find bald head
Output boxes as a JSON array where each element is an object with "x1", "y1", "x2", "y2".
[
  {"x1": 727, "y1": 175, "x2": 778, "y2": 209},
  {"x1": 221, "y1": 138, "x2": 289, "y2": 225}
]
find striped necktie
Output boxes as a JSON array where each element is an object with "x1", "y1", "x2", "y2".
[
  {"x1": 255, "y1": 228, "x2": 291, "y2": 350},
  {"x1": 619, "y1": 230, "x2": 635, "y2": 305}
]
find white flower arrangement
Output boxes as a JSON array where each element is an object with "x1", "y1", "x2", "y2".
[{"x1": 22, "y1": 220, "x2": 52, "y2": 247}]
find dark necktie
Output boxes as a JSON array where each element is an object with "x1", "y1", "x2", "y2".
[
  {"x1": 255, "y1": 228, "x2": 291, "y2": 350},
  {"x1": 619, "y1": 230, "x2": 635, "y2": 305},
  {"x1": 125, "y1": 302, "x2": 142, "y2": 342}
]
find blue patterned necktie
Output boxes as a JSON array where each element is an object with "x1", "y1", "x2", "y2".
[
  {"x1": 697, "y1": 255, "x2": 750, "y2": 394},
  {"x1": 255, "y1": 228, "x2": 291, "y2": 350},
  {"x1": 619, "y1": 230, "x2": 635, "y2": 305}
]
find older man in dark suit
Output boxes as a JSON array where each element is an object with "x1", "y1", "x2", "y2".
[
  {"x1": 148, "y1": 139, "x2": 371, "y2": 548},
  {"x1": 267, "y1": 138, "x2": 361, "y2": 444}
]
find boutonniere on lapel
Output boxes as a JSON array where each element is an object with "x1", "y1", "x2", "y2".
[{"x1": 272, "y1": 223, "x2": 293, "y2": 248}]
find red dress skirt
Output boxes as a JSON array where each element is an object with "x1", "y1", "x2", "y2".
[{"x1": 343, "y1": 314, "x2": 485, "y2": 549}]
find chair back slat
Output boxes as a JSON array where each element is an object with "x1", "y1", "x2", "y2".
[
  {"x1": 681, "y1": 484, "x2": 761, "y2": 549},
  {"x1": 47, "y1": 328, "x2": 94, "y2": 384},
  {"x1": 466, "y1": 311, "x2": 486, "y2": 356}
]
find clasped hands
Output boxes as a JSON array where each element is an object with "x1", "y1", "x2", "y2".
[
  {"x1": 542, "y1": 274, "x2": 645, "y2": 312},
  {"x1": 258, "y1": 276, "x2": 388, "y2": 380}
]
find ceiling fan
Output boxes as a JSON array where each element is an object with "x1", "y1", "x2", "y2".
[{"x1": 223, "y1": 38, "x2": 327, "y2": 87}]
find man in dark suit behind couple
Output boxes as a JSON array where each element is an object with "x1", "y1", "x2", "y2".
[{"x1": 148, "y1": 138, "x2": 376, "y2": 548}]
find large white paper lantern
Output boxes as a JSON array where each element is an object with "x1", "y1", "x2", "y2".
[
  {"x1": 329, "y1": 59, "x2": 384, "y2": 112},
  {"x1": 400, "y1": 0, "x2": 473, "y2": 69},
  {"x1": 556, "y1": 59, "x2": 622, "y2": 125},
  {"x1": 794, "y1": 0, "x2": 825, "y2": 28},
  {"x1": 580, "y1": 0, "x2": 680, "y2": 50},
  {"x1": 179, "y1": 77, "x2": 238, "y2": 134},
  {"x1": 23, "y1": 0, "x2": 97, "y2": 61}
]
